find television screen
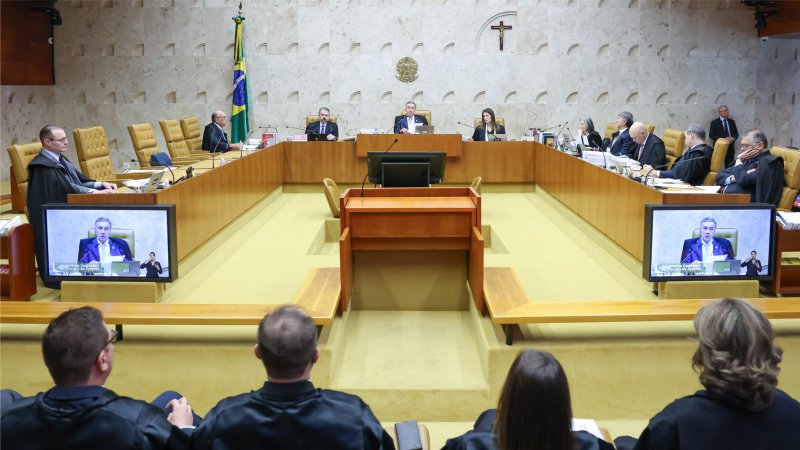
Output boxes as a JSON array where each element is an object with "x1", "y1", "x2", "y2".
[
  {"x1": 643, "y1": 204, "x2": 776, "y2": 282},
  {"x1": 367, "y1": 151, "x2": 447, "y2": 185},
  {"x1": 42, "y1": 204, "x2": 178, "y2": 283}
]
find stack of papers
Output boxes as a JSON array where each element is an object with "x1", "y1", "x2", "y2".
[
  {"x1": 0, "y1": 216, "x2": 23, "y2": 236},
  {"x1": 777, "y1": 211, "x2": 800, "y2": 229}
]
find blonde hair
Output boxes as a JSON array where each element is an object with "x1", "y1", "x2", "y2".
[{"x1": 692, "y1": 298, "x2": 782, "y2": 411}]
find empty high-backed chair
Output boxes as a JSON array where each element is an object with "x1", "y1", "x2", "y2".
[
  {"x1": 179, "y1": 117, "x2": 206, "y2": 153},
  {"x1": 662, "y1": 129, "x2": 686, "y2": 169},
  {"x1": 703, "y1": 139, "x2": 731, "y2": 186},
  {"x1": 128, "y1": 123, "x2": 196, "y2": 168},
  {"x1": 646, "y1": 123, "x2": 656, "y2": 134},
  {"x1": 158, "y1": 119, "x2": 208, "y2": 162},
  {"x1": 603, "y1": 123, "x2": 617, "y2": 140},
  {"x1": 770, "y1": 146, "x2": 800, "y2": 210},
  {"x1": 6, "y1": 142, "x2": 42, "y2": 217},
  {"x1": 322, "y1": 178, "x2": 341, "y2": 218},
  {"x1": 73, "y1": 126, "x2": 140, "y2": 182}
]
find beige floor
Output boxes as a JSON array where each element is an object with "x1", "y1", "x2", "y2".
[{"x1": 2, "y1": 186, "x2": 800, "y2": 449}]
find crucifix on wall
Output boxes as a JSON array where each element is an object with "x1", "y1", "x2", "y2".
[{"x1": 490, "y1": 21, "x2": 512, "y2": 51}]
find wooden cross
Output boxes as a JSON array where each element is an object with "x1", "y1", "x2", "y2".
[{"x1": 491, "y1": 21, "x2": 512, "y2": 51}]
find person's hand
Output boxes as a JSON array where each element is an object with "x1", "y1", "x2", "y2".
[
  {"x1": 91, "y1": 189, "x2": 115, "y2": 194},
  {"x1": 326, "y1": 134, "x2": 335, "y2": 141},
  {"x1": 101, "y1": 182, "x2": 117, "y2": 191},
  {"x1": 727, "y1": 137, "x2": 736, "y2": 142},
  {"x1": 229, "y1": 143, "x2": 242, "y2": 151},
  {"x1": 166, "y1": 397, "x2": 194, "y2": 427},
  {"x1": 642, "y1": 164, "x2": 653, "y2": 173},
  {"x1": 399, "y1": 128, "x2": 408, "y2": 134}
]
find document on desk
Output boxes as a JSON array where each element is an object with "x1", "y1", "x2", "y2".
[
  {"x1": 572, "y1": 418, "x2": 604, "y2": 439},
  {"x1": 664, "y1": 186, "x2": 722, "y2": 194}
]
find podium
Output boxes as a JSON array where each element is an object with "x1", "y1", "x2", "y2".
[{"x1": 339, "y1": 187, "x2": 484, "y2": 311}]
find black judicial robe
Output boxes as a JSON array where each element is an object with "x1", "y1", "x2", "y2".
[
  {"x1": 624, "y1": 389, "x2": 800, "y2": 450},
  {"x1": 193, "y1": 380, "x2": 394, "y2": 450},
  {"x1": 0, "y1": 386, "x2": 191, "y2": 450},
  {"x1": 441, "y1": 409, "x2": 614, "y2": 450}
]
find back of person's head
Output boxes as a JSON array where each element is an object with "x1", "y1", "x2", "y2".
[
  {"x1": 692, "y1": 298, "x2": 782, "y2": 411},
  {"x1": 495, "y1": 349, "x2": 574, "y2": 450},
  {"x1": 42, "y1": 306, "x2": 108, "y2": 386},
  {"x1": 257, "y1": 305, "x2": 318, "y2": 380}
]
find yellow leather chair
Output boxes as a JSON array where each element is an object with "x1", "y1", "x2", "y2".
[
  {"x1": 322, "y1": 178, "x2": 340, "y2": 218},
  {"x1": 86, "y1": 227, "x2": 136, "y2": 259},
  {"x1": 470, "y1": 176, "x2": 483, "y2": 194},
  {"x1": 6, "y1": 142, "x2": 42, "y2": 217},
  {"x1": 399, "y1": 110, "x2": 432, "y2": 126},
  {"x1": 179, "y1": 117, "x2": 206, "y2": 153},
  {"x1": 128, "y1": 123, "x2": 195, "y2": 168},
  {"x1": 703, "y1": 139, "x2": 731, "y2": 186},
  {"x1": 691, "y1": 228, "x2": 738, "y2": 256},
  {"x1": 770, "y1": 146, "x2": 800, "y2": 210},
  {"x1": 472, "y1": 118, "x2": 505, "y2": 128},
  {"x1": 72, "y1": 126, "x2": 145, "y2": 183},
  {"x1": 662, "y1": 129, "x2": 685, "y2": 169},
  {"x1": 158, "y1": 119, "x2": 208, "y2": 162},
  {"x1": 646, "y1": 123, "x2": 656, "y2": 134},
  {"x1": 305, "y1": 115, "x2": 338, "y2": 127},
  {"x1": 603, "y1": 123, "x2": 617, "y2": 140}
]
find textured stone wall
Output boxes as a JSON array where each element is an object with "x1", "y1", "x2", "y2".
[{"x1": 1, "y1": 0, "x2": 797, "y2": 178}]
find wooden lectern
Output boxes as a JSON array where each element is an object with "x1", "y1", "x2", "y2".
[{"x1": 339, "y1": 187, "x2": 484, "y2": 311}]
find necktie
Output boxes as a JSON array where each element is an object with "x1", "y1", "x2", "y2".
[
  {"x1": 59, "y1": 155, "x2": 82, "y2": 184},
  {"x1": 723, "y1": 119, "x2": 730, "y2": 137},
  {"x1": 321, "y1": 123, "x2": 326, "y2": 135},
  {"x1": 637, "y1": 144, "x2": 644, "y2": 160},
  {"x1": 100, "y1": 242, "x2": 110, "y2": 263},
  {"x1": 702, "y1": 242, "x2": 712, "y2": 262}
]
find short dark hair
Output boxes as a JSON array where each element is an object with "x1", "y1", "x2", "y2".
[
  {"x1": 495, "y1": 349, "x2": 574, "y2": 450},
  {"x1": 686, "y1": 124, "x2": 706, "y2": 141},
  {"x1": 318, "y1": 107, "x2": 330, "y2": 115},
  {"x1": 692, "y1": 298, "x2": 782, "y2": 411},
  {"x1": 618, "y1": 111, "x2": 634, "y2": 127},
  {"x1": 42, "y1": 307, "x2": 109, "y2": 386},
  {"x1": 257, "y1": 305, "x2": 317, "y2": 379},
  {"x1": 39, "y1": 125, "x2": 62, "y2": 142},
  {"x1": 749, "y1": 130, "x2": 768, "y2": 148}
]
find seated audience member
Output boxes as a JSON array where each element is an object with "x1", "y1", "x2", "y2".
[
  {"x1": 629, "y1": 122, "x2": 666, "y2": 168},
  {"x1": 644, "y1": 124, "x2": 712, "y2": 185},
  {"x1": 616, "y1": 298, "x2": 800, "y2": 450},
  {"x1": 393, "y1": 101, "x2": 428, "y2": 134},
  {"x1": 202, "y1": 111, "x2": 241, "y2": 153},
  {"x1": 576, "y1": 117, "x2": 603, "y2": 148},
  {"x1": 442, "y1": 349, "x2": 614, "y2": 450},
  {"x1": 716, "y1": 129, "x2": 783, "y2": 205},
  {"x1": 610, "y1": 111, "x2": 635, "y2": 156},
  {"x1": 193, "y1": 305, "x2": 394, "y2": 450},
  {"x1": 305, "y1": 107, "x2": 339, "y2": 141},
  {"x1": 471, "y1": 108, "x2": 506, "y2": 141},
  {"x1": 0, "y1": 306, "x2": 195, "y2": 450}
]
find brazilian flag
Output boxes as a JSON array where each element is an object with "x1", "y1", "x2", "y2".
[{"x1": 230, "y1": 14, "x2": 250, "y2": 144}]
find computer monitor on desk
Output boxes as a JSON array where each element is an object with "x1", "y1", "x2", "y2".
[{"x1": 367, "y1": 151, "x2": 447, "y2": 187}]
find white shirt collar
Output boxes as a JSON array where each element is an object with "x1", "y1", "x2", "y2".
[{"x1": 41, "y1": 148, "x2": 61, "y2": 162}]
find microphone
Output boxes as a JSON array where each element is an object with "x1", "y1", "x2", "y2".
[
  {"x1": 565, "y1": 126, "x2": 577, "y2": 152},
  {"x1": 210, "y1": 129, "x2": 227, "y2": 168},
  {"x1": 601, "y1": 137, "x2": 611, "y2": 152},
  {"x1": 539, "y1": 123, "x2": 562, "y2": 132},
  {"x1": 554, "y1": 121, "x2": 568, "y2": 148},
  {"x1": 163, "y1": 166, "x2": 176, "y2": 185},
  {"x1": 388, "y1": 115, "x2": 408, "y2": 134},
  {"x1": 360, "y1": 138, "x2": 399, "y2": 197},
  {"x1": 457, "y1": 121, "x2": 474, "y2": 130}
]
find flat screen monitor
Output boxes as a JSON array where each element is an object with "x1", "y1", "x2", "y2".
[
  {"x1": 42, "y1": 204, "x2": 178, "y2": 283},
  {"x1": 643, "y1": 204, "x2": 776, "y2": 282},
  {"x1": 382, "y1": 162, "x2": 430, "y2": 187},
  {"x1": 367, "y1": 151, "x2": 447, "y2": 185}
]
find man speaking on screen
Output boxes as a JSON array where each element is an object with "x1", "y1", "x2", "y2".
[
  {"x1": 78, "y1": 217, "x2": 133, "y2": 264},
  {"x1": 680, "y1": 217, "x2": 734, "y2": 264}
]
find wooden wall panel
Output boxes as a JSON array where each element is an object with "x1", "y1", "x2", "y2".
[
  {"x1": 283, "y1": 142, "x2": 364, "y2": 183},
  {"x1": 1, "y1": 1, "x2": 55, "y2": 85}
]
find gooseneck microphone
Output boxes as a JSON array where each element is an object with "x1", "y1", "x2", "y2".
[
  {"x1": 539, "y1": 123, "x2": 562, "y2": 132},
  {"x1": 554, "y1": 121, "x2": 569, "y2": 148},
  {"x1": 164, "y1": 165, "x2": 177, "y2": 184},
  {"x1": 210, "y1": 130, "x2": 227, "y2": 168},
  {"x1": 360, "y1": 138, "x2": 399, "y2": 197},
  {"x1": 457, "y1": 121, "x2": 474, "y2": 129}
]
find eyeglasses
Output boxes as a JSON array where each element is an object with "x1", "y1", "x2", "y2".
[
  {"x1": 48, "y1": 137, "x2": 68, "y2": 143},
  {"x1": 739, "y1": 143, "x2": 755, "y2": 150},
  {"x1": 97, "y1": 329, "x2": 118, "y2": 357}
]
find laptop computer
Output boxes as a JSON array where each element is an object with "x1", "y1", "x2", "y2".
[
  {"x1": 489, "y1": 134, "x2": 507, "y2": 142},
  {"x1": 307, "y1": 133, "x2": 326, "y2": 142},
  {"x1": 142, "y1": 170, "x2": 165, "y2": 193},
  {"x1": 415, "y1": 126, "x2": 435, "y2": 134}
]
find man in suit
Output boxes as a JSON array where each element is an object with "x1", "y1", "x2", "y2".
[
  {"x1": 717, "y1": 129, "x2": 784, "y2": 205},
  {"x1": 644, "y1": 124, "x2": 712, "y2": 186},
  {"x1": 78, "y1": 217, "x2": 133, "y2": 264},
  {"x1": 629, "y1": 122, "x2": 666, "y2": 169},
  {"x1": 393, "y1": 101, "x2": 428, "y2": 134},
  {"x1": 202, "y1": 111, "x2": 241, "y2": 153},
  {"x1": 194, "y1": 305, "x2": 393, "y2": 450},
  {"x1": 741, "y1": 250, "x2": 762, "y2": 276},
  {"x1": 26, "y1": 125, "x2": 118, "y2": 289},
  {"x1": 680, "y1": 217, "x2": 735, "y2": 264},
  {"x1": 609, "y1": 111, "x2": 635, "y2": 157},
  {"x1": 709, "y1": 105, "x2": 739, "y2": 168},
  {"x1": 304, "y1": 107, "x2": 338, "y2": 141},
  {"x1": 0, "y1": 306, "x2": 195, "y2": 450}
]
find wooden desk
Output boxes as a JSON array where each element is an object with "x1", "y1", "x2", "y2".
[
  {"x1": 68, "y1": 147, "x2": 284, "y2": 261},
  {"x1": 356, "y1": 134, "x2": 462, "y2": 157},
  {"x1": 533, "y1": 143, "x2": 749, "y2": 261},
  {"x1": 339, "y1": 187, "x2": 484, "y2": 311}
]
